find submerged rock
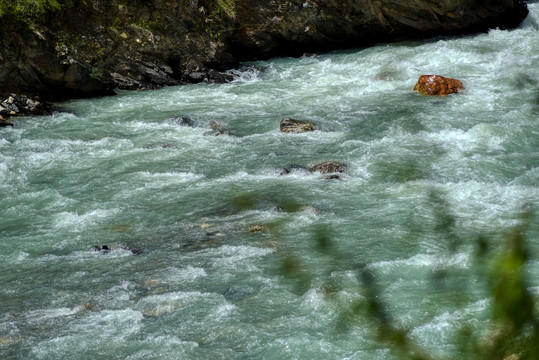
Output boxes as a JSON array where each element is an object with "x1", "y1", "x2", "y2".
[
  {"x1": 413, "y1": 75, "x2": 464, "y2": 96},
  {"x1": 247, "y1": 225, "x2": 270, "y2": 233},
  {"x1": 310, "y1": 161, "x2": 347, "y2": 174},
  {"x1": 280, "y1": 117, "x2": 315, "y2": 133}
]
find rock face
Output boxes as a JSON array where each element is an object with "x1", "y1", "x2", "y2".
[
  {"x1": 280, "y1": 117, "x2": 315, "y2": 133},
  {"x1": 413, "y1": 75, "x2": 464, "y2": 95},
  {"x1": 0, "y1": 0, "x2": 529, "y2": 100}
]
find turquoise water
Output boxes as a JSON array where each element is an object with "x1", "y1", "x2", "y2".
[{"x1": 1, "y1": 5, "x2": 538, "y2": 359}]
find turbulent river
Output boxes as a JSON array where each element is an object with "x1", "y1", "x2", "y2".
[{"x1": 1, "y1": 4, "x2": 539, "y2": 360}]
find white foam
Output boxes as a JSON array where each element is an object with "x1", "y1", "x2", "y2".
[
  {"x1": 368, "y1": 252, "x2": 470, "y2": 274},
  {"x1": 53, "y1": 208, "x2": 120, "y2": 231}
]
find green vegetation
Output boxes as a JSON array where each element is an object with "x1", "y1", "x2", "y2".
[
  {"x1": 0, "y1": 0, "x2": 63, "y2": 18},
  {"x1": 215, "y1": 0, "x2": 236, "y2": 19}
]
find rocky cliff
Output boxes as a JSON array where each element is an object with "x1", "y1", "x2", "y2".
[{"x1": 0, "y1": 0, "x2": 529, "y2": 100}]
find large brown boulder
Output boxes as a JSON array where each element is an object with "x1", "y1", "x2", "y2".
[{"x1": 413, "y1": 75, "x2": 464, "y2": 96}]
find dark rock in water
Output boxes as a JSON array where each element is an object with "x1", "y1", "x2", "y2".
[
  {"x1": 310, "y1": 161, "x2": 347, "y2": 174},
  {"x1": 0, "y1": 117, "x2": 14, "y2": 127},
  {"x1": 171, "y1": 116, "x2": 195, "y2": 127},
  {"x1": 413, "y1": 75, "x2": 464, "y2": 96},
  {"x1": 118, "y1": 244, "x2": 142, "y2": 255},
  {"x1": 280, "y1": 117, "x2": 315, "y2": 133},
  {"x1": 184, "y1": 69, "x2": 234, "y2": 84},
  {"x1": 277, "y1": 164, "x2": 312, "y2": 176},
  {"x1": 90, "y1": 244, "x2": 141, "y2": 254}
]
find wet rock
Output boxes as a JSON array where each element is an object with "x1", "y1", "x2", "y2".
[
  {"x1": 280, "y1": 117, "x2": 315, "y2": 133},
  {"x1": 0, "y1": 116, "x2": 14, "y2": 127},
  {"x1": 171, "y1": 116, "x2": 194, "y2": 127},
  {"x1": 310, "y1": 161, "x2": 347, "y2": 174},
  {"x1": 0, "y1": 94, "x2": 55, "y2": 118},
  {"x1": 247, "y1": 225, "x2": 270, "y2": 233},
  {"x1": 413, "y1": 75, "x2": 464, "y2": 96},
  {"x1": 90, "y1": 245, "x2": 102, "y2": 252},
  {"x1": 325, "y1": 174, "x2": 341, "y2": 180},
  {"x1": 184, "y1": 69, "x2": 234, "y2": 84},
  {"x1": 90, "y1": 244, "x2": 141, "y2": 254},
  {"x1": 118, "y1": 244, "x2": 143, "y2": 255}
]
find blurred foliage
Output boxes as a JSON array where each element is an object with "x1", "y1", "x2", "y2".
[{"x1": 246, "y1": 184, "x2": 538, "y2": 360}]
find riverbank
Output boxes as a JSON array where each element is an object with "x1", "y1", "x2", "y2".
[{"x1": 0, "y1": 0, "x2": 529, "y2": 101}]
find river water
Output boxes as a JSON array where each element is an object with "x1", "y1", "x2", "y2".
[{"x1": 1, "y1": 5, "x2": 538, "y2": 360}]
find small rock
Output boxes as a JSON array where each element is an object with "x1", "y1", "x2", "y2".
[
  {"x1": 248, "y1": 225, "x2": 270, "y2": 233},
  {"x1": 174, "y1": 116, "x2": 194, "y2": 127},
  {"x1": 90, "y1": 244, "x2": 141, "y2": 254},
  {"x1": 413, "y1": 75, "x2": 464, "y2": 96},
  {"x1": 280, "y1": 117, "x2": 315, "y2": 133},
  {"x1": 310, "y1": 161, "x2": 347, "y2": 174}
]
